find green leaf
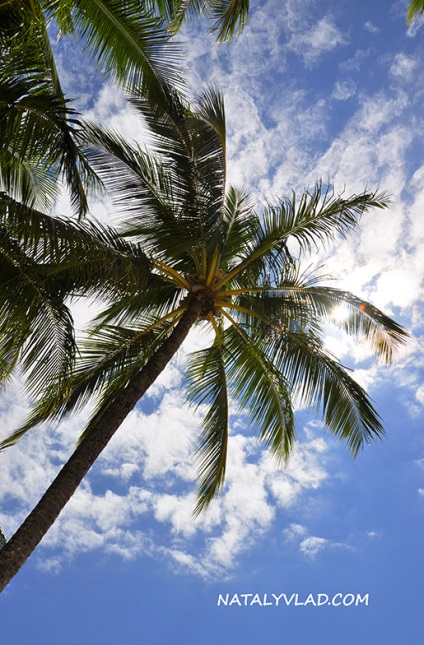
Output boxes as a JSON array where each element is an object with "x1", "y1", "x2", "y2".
[
  {"x1": 272, "y1": 329, "x2": 386, "y2": 455},
  {"x1": 0, "y1": 228, "x2": 76, "y2": 392},
  {"x1": 224, "y1": 324, "x2": 295, "y2": 461},
  {"x1": 66, "y1": 0, "x2": 184, "y2": 92},
  {"x1": 186, "y1": 342, "x2": 229, "y2": 514},
  {"x1": 406, "y1": 0, "x2": 424, "y2": 24}
]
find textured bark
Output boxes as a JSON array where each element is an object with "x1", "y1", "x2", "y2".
[{"x1": 0, "y1": 303, "x2": 201, "y2": 592}]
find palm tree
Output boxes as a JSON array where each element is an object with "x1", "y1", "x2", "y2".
[
  {"x1": 0, "y1": 0, "x2": 171, "y2": 383},
  {"x1": 0, "y1": 86, "x2": 408, "y2": 591}
]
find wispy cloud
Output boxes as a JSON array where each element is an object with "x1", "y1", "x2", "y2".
[
  {"x1": 286, "y1": 18, "x2": 347, "y2": 67},
  {"x1": 364, "y1": 21, "x2": 379, "y2": 34},
  {"x1": 331, "y1": 79, "x2": 357, "y2": 101}
]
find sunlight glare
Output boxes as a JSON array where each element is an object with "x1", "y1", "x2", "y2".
[{"x1": 331, "y1": 305, "x2": 350, "y2": 322}]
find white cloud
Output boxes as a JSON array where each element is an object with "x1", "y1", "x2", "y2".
[
  {"x1": 299, "y1": 535, "x2": 329, "y2": 558},
  {"x1": 283, "y1": 522, "x2": 308, "y2": 541},
  {"x1": 0, "y1": 374, "x2": 336, "y2": 578},
  {"x1": 366, "y1": 530, "x2": 381, "y2": 539},
  {"x1": 83, "y1": 82, "x2": 147, "y2": 145},
  {"x1": 332, "y1": 79, "x2": 356, "y2": 101},
  {"x1": 104, "y1": 390, "x2": 200, "y2": 483},
  {"x1": 286, "y1": 18, "x2": 347, "y2": 67},
  {"x1": 364, "y1": 21, "x2": 379, "y2": 34},
  {"x1": 389, "y1": 53, "x2": 417, "y2": 83},
  {"x1": 416, "y1": 385, "x2": 424, "y2": 405},
  {"x1": 298, "y1": 534, "x2": 354, "y2": 559},
  {"x1": 340, "y1": 48, "x2": 371, "y2": 72},
  {"x1": 284, "y1": 522, "x2": 371, "y2": 560}
]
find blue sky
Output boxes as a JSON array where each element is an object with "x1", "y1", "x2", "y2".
[{"x1": 1, "y1": 1, "x2": 424, "y2": 643}]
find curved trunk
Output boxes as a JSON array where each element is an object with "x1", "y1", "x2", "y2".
[{"x1": 0, "y1": 303, "x2": 200, "y2": 592}]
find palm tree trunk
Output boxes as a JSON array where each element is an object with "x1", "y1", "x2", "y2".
[{"x1": 0, "y1": 302, "x2": 201, "y2": 592}]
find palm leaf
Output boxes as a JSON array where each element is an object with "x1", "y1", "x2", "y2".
[
  {"x1": 0, "y1": 194, "x2": 153, "y2": 294},
  {"x1": 233, "y1": 279, "x2": 409, "y2": 364},
  {"x1": 208, "y1": 0, "x2": 249, "y2": 42},
  {"x1": 272, "y1": 329, "x2": 385, "y2": 455},
  {"x1": 87, "y1": 86, "x2": 228, "y2": 264},
  {"x1": 220, "y1": 186, "x2": 256, "y2": 268},
  {"x1": 0, "y1": 3, "x2": 94, "y2": 216},
  {"x1": 224, "y1": 185, "x2": 390, "y2": 286},
  {"x1": 64, "y1": 0, "x2": 183, "y2": 92},
  {"x1": 0, "y1": 305, "x2": 186, "y2": 449},
  {"x1": 186, "y1": 341, "x2": 229, "y2": 514},
  {"x1": 167, "y1": 0, "x2": 249, "y2": 41},
  {"x1": 406, "y1": 0, "x2": 424, "y2": 24},
  {"x1": 0, "y1": 229, "x2": 76, "y2": 391},
  {"x1": 223, "y1": 323, "x2": 295, "y2": 460},
  {"x1": 83, "y1": 123, "x2": 201, "y2": 261}
]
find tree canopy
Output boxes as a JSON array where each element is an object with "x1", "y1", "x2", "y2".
[
  {"x1": 0, "y1": 1, "x2": 410, "y2": 592},
  {"x1": 0, "y1": 87, "x2": 409, "y2": 592}
]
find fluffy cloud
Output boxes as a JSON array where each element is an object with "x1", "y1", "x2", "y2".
[
  {"x1": 416, "y1": 385, "x2": 424, "y2": 405},
  {"x1": 299, "y1": 535, "x2": 329, "y2": 558},
  {"x1": 0, "y1": 377, "x2": 334, "y2": 579},
  {"x1": 283, "y1": 522, "x2": 308, "y2": 541},
  {"x1": 283, "y1": 527, "x2": 355, "y2": 560}
]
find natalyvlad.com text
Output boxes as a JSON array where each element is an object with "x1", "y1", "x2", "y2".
[{"x1": 217, "y1": 593, "x2": 369, "y2": 607}]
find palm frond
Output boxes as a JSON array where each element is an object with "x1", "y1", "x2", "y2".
[
  {"x1": 209, "y1": 0, "x2": 249, "y2": 42},
  {"x1": 166, "y1": 0, "x2": 249, "y2": 41},
  {"x1": 0, "y1": 229, "x2": 76, "y2": 391},
  {"x1": 88, "y1": 86, "x2": 228, "y2": 261},
  {"x1": 185, "y1": 341, "x2": 229, "y2": 514},
  {"x1": 0, "y1": 195, "x2": 153, "y2": 300},
  {"x1": 67, "y1": 0, "x2": 184, "y2": 92},
  {"x1": 45, "y1": 0, "x2": 76, "y2": 36},
  {"x1": 0, "y1": 306, "x2": 186, "y2": 449},
  {"x1": 221, "y1": 185, "x2": 390, "y2": 287},
  {"x1": 0, "y1": 5, "x2": 94, "y2": 216},
  {"x1": 231, "y1": 272, "x2": 409, "y2": 363},
  {"x1": 284, "y1": 286, "x2": 409, "y2": 362},
  {"x1": 406, "y1": 0, "x2": 424, "y2": 24},
  {"x1": 92, "y1": 279, "x2": 181, "y2": 327},
  {"x1": 190, "y1": 86, "x2": 227, "y2": 249},
  {"x1": 128, "y1": 84, "x2": 228, "y2": 257},
  {"x1": 83, "y1": 122, "x2": 201, "y2": 262},
  {"x1": 272, "y1": 329, "x2": 385, "y2": 455},
  {"x1": 223, "y1": 323, "x2": 295, "y2": 461},
  {"x1": 0, "y1": 147, "x2": 57, "y2": 212},
  {"x1": 220, "y1": 186, "x2": 256, "y2": 268},
  {"x1": 268, "y1": 184, "x2": 390, "y2": 254}
]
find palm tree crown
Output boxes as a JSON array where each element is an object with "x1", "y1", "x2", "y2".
[
  {"x1": 2, "y1": 85, "x2": 408, "y2": 508},
  {"x1": 0, "y1": 85, "x2": 408, "y2": 590}
]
